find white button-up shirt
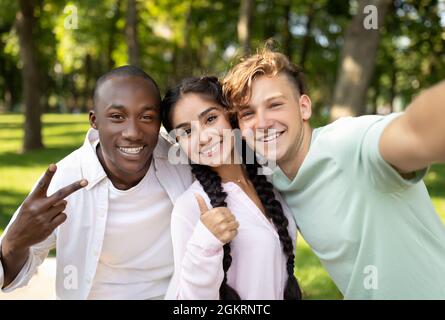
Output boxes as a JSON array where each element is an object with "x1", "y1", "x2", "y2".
[{"x1": 0, "y1": 128, "x2": 192, "y2": 299}]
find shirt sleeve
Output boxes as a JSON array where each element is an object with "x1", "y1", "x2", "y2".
[
  {"x1": 0, "y1": 172, "x2": 58, "y2": 292},
  {"x1": 360, "y1": 113, "x2": 429, "y2": 193},
  {"x1": 0, "y1": 205, "x2": 56, "y2": 292},
  {"x1": 165, "y1": 191, "x2": 225, "y2": 300}
]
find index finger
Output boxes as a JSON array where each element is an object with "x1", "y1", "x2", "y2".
[
  {"x1": 46, "y1": 179, "x2": 88, "y2": 205},
  {"x1": 31, "y1": 164, "x2": 57, "y2": 198}
]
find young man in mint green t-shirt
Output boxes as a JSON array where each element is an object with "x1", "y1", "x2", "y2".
[{"x1": 223, "y1": 49, "x2": 445, "y2": 299}]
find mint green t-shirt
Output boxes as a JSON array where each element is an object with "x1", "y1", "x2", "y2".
[{"x1": 272, "y1": 114, "x2": 445, "y2": 299}]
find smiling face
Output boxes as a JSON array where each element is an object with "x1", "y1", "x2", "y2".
[
  {"x1": 236, "y1": 73, "x2": 312, "y2": 165},
  {"x1": 170, "y1": 93, "x2": 234, "y2": 167},
  {"x1": 89, "y1": 76, "x2": 161, "y2": 178}
]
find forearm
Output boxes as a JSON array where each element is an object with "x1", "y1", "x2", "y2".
[
  {"x1": 0, "y1": 239, "x2": 29, "y2": 289},
  {"x1": 403, "y1": 80, "x2": 445, "y2": 163},
  {"x1": 172, "y1": 220, "x2": 224, "y2": 299}
]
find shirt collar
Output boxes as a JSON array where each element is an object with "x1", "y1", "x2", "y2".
[{"x1": 79, "y1": 128, "x2": 171, "y2": 190}]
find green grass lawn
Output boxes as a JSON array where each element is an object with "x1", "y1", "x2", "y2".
[{"x1": 0, "y1": 113, "x2": 444, "y2": 299}]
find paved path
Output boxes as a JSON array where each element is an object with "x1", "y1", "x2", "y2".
[{"x1": 0, "y1": 258, "x2": 56, "y2": 300}]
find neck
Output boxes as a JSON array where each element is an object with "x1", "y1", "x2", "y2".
[
  {"x1": 96, "y1": 144, "x2": 150, "y2": 190},
  {"x1": 278, "y1": 122, "x2": 312, "y2": 180},
  {"x1": 213, "y1": 149, "x2": 248, "y2": 184}
]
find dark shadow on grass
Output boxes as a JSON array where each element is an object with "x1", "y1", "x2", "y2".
[
  {"x1": 2, "y1": 128, "x2": 88, "y2": 139},
  {"x1": 0, "y1": 146, "x2": 82, "y2": 168},
  {"x1": 0, "y1": 123, "x2": 23, "y2": 129},
  {"x1": 295, "y1": 242, "x2": 343, "y2": 300},
  {"x1": 0, "y1": 121, "x2": 88, "y2": 129},
  {"x1": 44, "y1": 129, "x2": 89, "y2": 138},
  {"x1": 0, "y1": 189, "x2": 27, "y2": 232},
  {"x1": 0, "y1": 190, "x2": 56, "y2": 257},
  {"x1": 425, "y1": 164, "x2": 445, "y2": 198},
  {"x1": 42, "y1": 121, "x2": 89, "y2": 128}
]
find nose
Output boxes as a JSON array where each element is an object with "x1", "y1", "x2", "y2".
[
  {"x1": 198, "y1": 128, "x2": 212, "y2": 146},
  {"x1": 122, "y1": 119, "x2": 143, "y2": 141},
  {"x1": 255, "y1": 110, "x2": 273, "y2": 130}
]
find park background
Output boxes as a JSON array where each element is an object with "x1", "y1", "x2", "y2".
[{"x1": 0, "y1": 0, "x2": 444, "y2": 299}]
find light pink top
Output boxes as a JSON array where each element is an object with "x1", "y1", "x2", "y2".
[{"x1": 165, "y1": 180, "x2": 298, "y2": 300}]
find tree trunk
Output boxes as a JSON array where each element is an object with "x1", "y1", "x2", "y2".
[
  {"x1": 282, "y1": 0, "x2": 292, "y2": 58},
  {"x1": 330, "y1": 0, "x2": 391, "y2": 121},
  {"x1": 0, "y1": 41, "x2": 13, "y2": 112},
  {"x1": 16, "y1": 0, "x2": 43, "y2": 151},
  {"x1": 84, "y1": 54, "x2": 93, "y2": 111},
  {"x1": 372, "y1": 85, "x2": 379, "y2": 114},
  {"x1": 172, "y1": 1, "x2": 194, "y2": 84},
  {"x1": 125, "y1": 0, "x2": 140, "y2": 67},
  {"x1": 388, "y1": 61, "x2": 396, "y2": 113},
  {"x1": 299, "y1": 2, "x2": 315, "y2": 69},
  {"x1": 107, "y1": 0, "x2": 122, "y2": 69},
  {"x1": 264, "y1": 0, "x2": 276, "y2": 39},
  {"x1": 238, "y1": 0, "x2": 253, "y2": 56},
  {"x1": 7, "y1": 67, "x2": 19, "y2": 112}
]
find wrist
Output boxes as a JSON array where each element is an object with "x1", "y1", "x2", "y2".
[{"x1": 1, "y1": 237, "x2": 27, "y2": 258}]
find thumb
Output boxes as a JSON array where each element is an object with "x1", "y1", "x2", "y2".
[{"x1": 195, "y1": 194, "x2": 210, "y2": 215}]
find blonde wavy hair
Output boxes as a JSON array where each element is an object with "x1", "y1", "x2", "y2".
[{"x1": 222, "y1": 48, "x2": 306, "y2": 110}]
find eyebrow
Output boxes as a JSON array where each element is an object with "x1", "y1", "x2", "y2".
[
  {"x1": 264, "y1": 93, "x2": 286, "y2": 102},
  {"x1": 174, "y1": 106, "x2": 219, "y2": 129},
  {"x1": 238, "y1": 105, "x2": 251, "y2": 112},
  {"x1": 105, "y1": 104, "x2": 158, "y2": 112},
  {"x1": 198, "y1": 106, "x2": 218, "y2": 119},
  {"x1": 140, "y1": 105, "x2": 159, "y2": 112},
  {"x1": 238, "y1": 94, "x2": 286, "y2": 111},
  {"x1": 105, "y1": 104, "x2": 125, "y2": 111}
]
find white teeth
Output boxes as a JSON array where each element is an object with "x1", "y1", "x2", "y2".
[
  {"x1": 201, "y1": 143, "x2": 220, "y2": 156},
  {"x1": 259, "y1": 132, "x2": 283, "y2": 142},
  {"x1": 119, "y1": 146, "x2": 144, "y2": 154}
]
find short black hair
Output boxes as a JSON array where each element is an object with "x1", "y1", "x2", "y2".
[{"x1": 93, "y1": 65, "x2": 161, "y2": 109}]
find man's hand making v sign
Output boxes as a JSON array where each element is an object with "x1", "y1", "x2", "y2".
[{"x1": 0, "y1": 164, "x2": 87, "y2": 288}]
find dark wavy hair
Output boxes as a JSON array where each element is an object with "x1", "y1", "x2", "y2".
[{"x1": 161, "y1": 76, "x2": 302, "y2": 300}]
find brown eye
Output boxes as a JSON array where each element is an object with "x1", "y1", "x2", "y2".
[
  {"x1": 206, "y1": 115, "x2": 217, "y2": 124},
  {"x1": 240, "y1": 111, "x2": 253, "y2": 119},
  {"x1": 142, "y1": 115, "x2": 154, "y2": 121},
  {"x1": 111, "y1": 114, "x2": 125, "y2": 120},
  {"x1": 175, "y1": 128, "x2": 191, "y2": 140}
]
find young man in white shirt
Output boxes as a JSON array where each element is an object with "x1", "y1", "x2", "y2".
[{"x1": 0, "y1": 66, "x2": 192, "y2": 299}]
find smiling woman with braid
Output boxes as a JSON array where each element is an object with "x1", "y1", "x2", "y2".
[{"x1": 161, "y1": 76, "x2": 302, "y2": 300}]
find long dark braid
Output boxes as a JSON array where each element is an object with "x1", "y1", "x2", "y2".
[
  {"x1": 190, "y1": 164, "x2": 241, "y2": 300},
  {"x1": 192, "y1": 154, "x2": 302, "y2": 300},
  {"x1": 244, "y1": 151, "x2": 302, "y2": 300}
]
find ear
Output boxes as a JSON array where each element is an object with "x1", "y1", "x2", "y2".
[
  {"x1": 299, "y1": 94, "x2": 312, "y2": 121},
  {"x1": 89, "y1": 110, "x2": 98, "y2": 130}
]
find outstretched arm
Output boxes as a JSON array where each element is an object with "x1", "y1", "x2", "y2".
[{"x1": 380, "y1": 80, "x2": 445, "y2": 174}]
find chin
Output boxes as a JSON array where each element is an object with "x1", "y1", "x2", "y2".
[
  {"x1": 201, "y1": 154, "x2": 230, "y2": 167},
  {"x1": 259, "y1": 147, "x2": 284, "y2": 163},
  {"x1": 200, "y1": 158, "x2": 224, "y2": 167},
  {"x1": 119, "y1": 163, "x2": 148, "y2": 175}
]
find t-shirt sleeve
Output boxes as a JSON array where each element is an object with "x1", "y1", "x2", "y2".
[{"x1": 360, "y1": 113, "x2": 429, "y2": 193}]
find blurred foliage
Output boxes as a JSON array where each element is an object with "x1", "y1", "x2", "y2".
[{"x1": 0, "y1": 0, "x2": 444, "y2": 114}]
